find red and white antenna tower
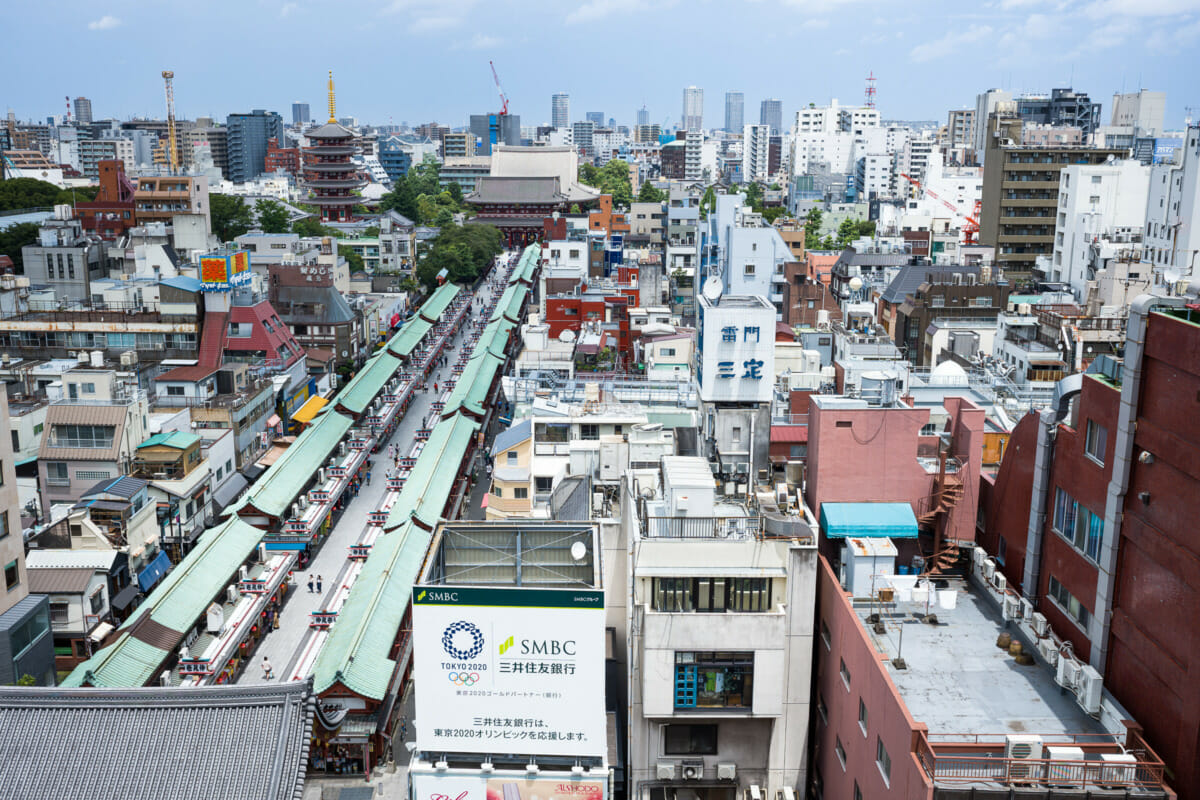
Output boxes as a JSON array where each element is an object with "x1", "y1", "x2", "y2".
[
  {"x1": 65, "y1": 95, "x2": 71, "y2": 123},
  {"x1": 864, "y1": 72, "x2": 877, "y2": 109}
]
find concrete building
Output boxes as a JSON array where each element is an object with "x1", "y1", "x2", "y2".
[
  {"x1": 979, "y1": 113, "x2": 1126, "y2": 280},
  {"x1": 1143, "y1": 125, "x2": 1200, "y2": 279},
  {"x1": 73, "y1": 97, "x2": 93, "y2": 126},
  {"x1": 855, "y1": 153, "x2": 892, "y2": 199},
  {"x1": 760, "y1": 98, "x2": 783, "y2": 136},
  {"x1": 552, "y1": 92, "x2": 570, "y2": 129},
  {"x1": 978, "y1": 293, "x2": 1200, "y2": 799},
  {"x1": 627, "y1": 457, "x2": 817, "y2": 800},
  {"x1": 946, "y1": 108, "x2": 975, "y2": 151},
  {"x1": 133, "y1": 175, "x2": 210, "y2": 228},
  {"x1": 972, "y1": 89, "x2": 1013, "y2": 160},
  {"x1": 1050, "y1": 159, "x2": 1150, "y2": 296},
  {"x1": 666, "y1": 190, "x2": 701, "y2": 320},
  {"x1": 573, "y1": 121, "x2": 596, "y2": 159},
  {"x1": 439, "y1": 131, "x2": 473, "y2": 159},
  {"x1": 1110, "y1": 89, "x2": 1165, "y2": 137},
  {"x1": 724, "y1": 91, "x2": 744, "y2": 133},
  {"x1": 291, "y1": 102, "x2": 310, "y2": 126},
  {"x1": 682, "y1": 86, "x2": 704, "y2": 132},
  {"x1": 468, "y1": 112, "x2": 521, "y2": 156},
  {"x1": 742, "y1": 124, "x2": 771, "y2": 183},
  {"x1": 225, "y1": 109, "x2": 283, "y2": 183},
  {"x1": 1017, "y1": 87, "x2": 1102, "y2": 138},
  {"x1": 21, "y1": 215, "x2": 107, "y2": 304}
]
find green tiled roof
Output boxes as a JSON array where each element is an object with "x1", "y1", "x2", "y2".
[
  {"x1": 336, "y1": 350, "x2": 401, "y2": 415},
  {"x1": 242, "y1": 410, "x2": 354, "y2": 518},
  {"x1": 509, "y1": 243, "x2": 540, "y2": 285},
  {"x1": 385, "y1": 413, "x2": 480, "y2": 531},
  {"x1": 418, "y1": 282, "x2": 461, "y2": 322},
  {"x1": 138, "y1": 431, "x2": 201, "y2": 450},
  {"x1": 63, "y1": 516, "x2": 266, "y2": 688},
  {"x1": 386, "y1": 317, "x2": 432, "y2": 358},
  {"x1": 311, "y1": 521, "x2": 427, "y2": 699},
  {"x1": 490, "y1": 285, "x2": 517, "y2": 323},
  {"x1": 441, "y1": 354, "x2": 494, "y2": 418}
]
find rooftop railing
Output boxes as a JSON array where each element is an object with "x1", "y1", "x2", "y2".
[{"x1": 642, "y1": 515, "x2": 762, "y2": 540}]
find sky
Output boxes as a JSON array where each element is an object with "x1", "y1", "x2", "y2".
[{"x1": 6, "y1": 0, "x2": 1200, "y2": 130}]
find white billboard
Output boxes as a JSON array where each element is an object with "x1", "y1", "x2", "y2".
[
  {"x1": 412, "y1": 586, "x2": 606, "y2": 758},
  {"x1": 411, "y1": 773, "x2": 606, "y2": 800}
]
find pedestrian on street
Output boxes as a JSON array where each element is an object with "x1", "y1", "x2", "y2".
[
  {"x1": 307, "y1": 574, "x2": 314, "y2": 593},
  {"x1": 316, "y1": 575, "x2": 323, "y2": 593},
  {"x1": 366, "y1": 469, "x2": 372, "y2": 485},
  {"x1": 262, "y1": 657, "x2": 274, "y2": 680},
  {"x1": 434, "y1": 382, "x2": 439, "y2": 393}
]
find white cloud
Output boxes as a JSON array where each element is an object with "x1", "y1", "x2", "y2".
[
  {"x1": 999, "y1": 0, "x2": 1043, "y2": 8},
  {"x1": 1084, "y1": 0, "x2": 1200, "y2": 17},
  {"x1": 454, "y1": 32, "x2": 502, "y2": 50},
  {"x1": 87, "y1": 15, "x2": 121, "y2": 30},
  {"x1": 909, "y1": 24, "x2": 993, "y2": 62},
  {"x1": 410, "y1": 14, "x2": 460, "y2": 31},
  {"x1": 280, "y1": 2, "x2": 297, "y2": 17},
  {"x1": 566, "y1": 0, "x2": 643, "y2": 24}
]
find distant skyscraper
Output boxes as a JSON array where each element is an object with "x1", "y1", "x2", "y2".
[
  {"x1": 636, "y1": 106, "x2": 650, "y2": 127},
  {"x1": 469, "y1": 113, "x2": 521, "y2": 155},
  {"x1": 73, "y1": 97, "x2": 93, "y2": 125},
  {"x1": 724, "y1": 91, "x2": 744, "y2": 133},
  {"x1": 586, "y1": 111, "x2": 604, "y2": 126},
  {"x1": 682, "y1": 86, "x2": 704, "y2": 131},
  {"x1": 759, "y1": 98, "x2": 783, "y2": 135},
  {"x1": 552, "y1": 93, "x2": 570, "y2": 129},
  {"x1": 226, "y1": 109, "x2": 284, "y2": 183},
  {"x1": 292, "y1": 102, "x2": 310, "y2": 125}
]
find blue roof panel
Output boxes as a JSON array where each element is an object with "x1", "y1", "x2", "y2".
[{"x1": 819, "y1": 502, "x2": 918, "y2": 539}]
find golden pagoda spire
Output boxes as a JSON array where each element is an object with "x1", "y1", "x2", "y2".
[{"x1": 327, "y1": 70, "x2": 337, "y2": 123}]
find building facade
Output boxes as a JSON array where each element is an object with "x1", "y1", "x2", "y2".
[
  {"x1": 226, "y1": 110, "x2": 284, "y2": 183},
  {"x1": 724, "y1": 91, "x2": 744, "y2": 134}
]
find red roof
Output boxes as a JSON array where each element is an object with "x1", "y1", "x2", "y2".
[{"x1": 770, "y1": 424, "x2": 808, "y2": 443}]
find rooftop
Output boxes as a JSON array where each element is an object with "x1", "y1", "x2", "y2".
[{"x1": 420, "y1": 521, "x2": 600, "y2": 589}]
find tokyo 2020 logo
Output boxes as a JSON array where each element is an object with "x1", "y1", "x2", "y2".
[{"x1": 442, "y1": 620, "x2": 484, "y2": 660}]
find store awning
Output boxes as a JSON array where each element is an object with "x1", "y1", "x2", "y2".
[
  {"x1": 291, "y1": 395, "x2": 328, "y2": 425},
  {"x1": 110, "y1": 583, "x2": 139, "y2": 611},
  {"x1": 819, "y1": 502, "x2": 919, "y2": 539},
  {"x1": 266, "y1": 414, "x2": 281, "y2": 428},
  {"x1": 88, "y1": 621, "x2": 113, "y2": 643},
  {"x1": 212, "y1": 473, "x2": 249, "y2": 511},
  {"x1": 137, "y1": 550, "x2": 173, "y2": 592}
]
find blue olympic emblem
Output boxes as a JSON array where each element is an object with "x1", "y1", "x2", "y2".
[{"x1": 442, "y1": 620, "x2": 484, "y2": 659}]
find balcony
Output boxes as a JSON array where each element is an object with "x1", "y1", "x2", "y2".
[{"x1": 642, "y1": 516, "x2": 762, "y2": 540}]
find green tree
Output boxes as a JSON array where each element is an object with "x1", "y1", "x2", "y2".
[
  {"x1": 16, "y1": 674, "x2": 36, "y2": 686},
  {"x1": 0, "y1": 178, "x2": 62, "y2": 212},
  {"x1": 339, "y1": 245, "x2": 365, "y2": 273},
  {"x1": 578, "y1": 160, "x2": 633, "y2": 207},
  {"x1": 836, "y1": 217, "x2": 858, "y2": 247},
  {"x1": 363, "y1": 226, "x2": 381, "y2": 238},
  {"x1": 854, "y1": 219, "x2": 877, "y2": 238},
  {"x1": 291, "y1": 216, "x2": 335, "y2": 237},
  {"x1": 210, "y1": 194, "x2": 253, "y2": 242},
  {"x1": 762, "y1": 207, "x2": 787, "y2": 224},
  {"x1": 804, "y1": 207, "x2": 824, "y2": 250},
  {"x1": 699, "y1": 186, "x2": 717, "y2": 220},
  {"x1": 637, "y1": 182, "x2": 666, "y2": 203},
  {"x1": 254, "y1": 199, "x2": 290, "y2": 233},
  {"x1": 0, "y1": 222, "x2": 39, "y2": 273},
  {"x1": 446, "y1": 181, "x2": 463, "y2": 204},
  {"x1": 415, "y1": 223, "x2": 503, "y2": 289},
  {"x1": 744, "y1": 182, "x2": 764, "y2": 212},
  {"x1": 53, "y1": 186, "x2": 99, "y2": 207}
]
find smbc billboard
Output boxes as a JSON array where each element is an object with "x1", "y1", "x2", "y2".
[{"x1": 412, "y1": 586, "x2": 606, "y2": 758}]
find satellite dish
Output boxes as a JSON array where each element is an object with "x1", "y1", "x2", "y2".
[
  {"x1": 849, "y1": 276, "x2": 863, "y2": 291},
  {"x1": 702, "y1": 277, "x2": 723, "y2": 302},
  {"x1": 570, "y1": 541, "x2": 587, "y2": 561}
]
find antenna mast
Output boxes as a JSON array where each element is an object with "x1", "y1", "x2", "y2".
[
  {"x1": 162, "y1": 71, "x2": 179, "y2": 174},
  {"x1": 865, "y1": 72, "x2": 877, "y2": 109}
]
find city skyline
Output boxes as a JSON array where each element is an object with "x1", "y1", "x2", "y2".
[{"x1": 6, "y1": 0, "x2": 1199, "y2": 129}]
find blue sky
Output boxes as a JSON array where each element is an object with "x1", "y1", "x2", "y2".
[{"x1": 7, "y1": 0, "x2": 1200, "y2": 129}]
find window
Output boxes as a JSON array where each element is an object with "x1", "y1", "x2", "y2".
[
  {"x1": 535, "y1": 476, "x2": 553, "y2": 493},
  {"x1": 660, "y1": 347, "x2": 676, "y2": 357},
  {"x1": 49, "y1": 424, "x2": 114, "y2": 449},
  {"x1": 674, "y1": 652, "x2": 753, "y2": 709},
  {"x1": 1091, "y1": 175, "x2": 1102, "y2": 184},
  {"x1": 33, "y1": 423, "x2": 43, "y2": 436},
  {"x1": 820, "y1": 619, "x2": 831, "y2": 649},
  {"x1": 732, "y1": 426, "x2": 742, "y2": 443},
  {"x1": 89, "y1": 588, "x2": 104, "y2": 614},
  {"x1": 839, "y1": 658, "x2": 851, "y2": 690},
  {"x1": 75, "y1": 471, "x2": 112, "y2": 482},
  {"x1": 853, "y1": 783, "x2": 863, "y2": 800},
  {"x1": 931, "y1": 296, "x2": 945, "y2": 307},
  {"x1": 166, "y1": 385, "x2": 185, "y2": 396},
  {"x1": 835, "y1": 736, "x2": 846, "y2": 770},
  {"x1": 580, "y1": 424, "x2": 600, "y2": 441},
  {"x1": 50, "y1": 600, "x2": 69, "y2": 625},
  {"x1": 493, "y1": 486, "x2": 502, "y2": 498},
  {"x1": 226, "y1": 460, "x2": 233, "y2": 474},
  {"x1": 1049, "y1": 575, "x2": 1091, "y2": 628},
  {"x1": 10, "y1": 608, "x2": 48, "y2": 657},
  {"x1": 9, "y1": 431, "x2": 17, "y2": 452},
  {"x1": 513, "y1": 487, "x2": 528, "y2": 500},
  {"x1": 652, "y1": 577, "x2": 771, "y2": 612},
  {"x1": 1053, "y1": 488, "x2": 1103, "y2": 561},
  {"x1": 506, "y1": 451, "x2": 518, "y2": 465},
  {"x1": 858, "y1": 698, "x2": 869, "y2": 735},
  {"x1": 817, "y1": 692, "x2": 828, "y2": 724},
  {"x1": 4, "y1": 560, "x2": 18, "y2": 591},
  {"x1": 1089, "y1": 195, "x2": 1101, "y2": 205},
  {"x1": 663, "y1": 724, "x2": 718, "y2": 755},
  {"x1": 46, "y1": 462, "x2": 69, "y2": 486},
  {"x1": 876, "y1": 737, "x2": 891, "y2": 784},
  {"x1": 1085, "y1": 419, "x2": 1107, "y2": 465},
  {"x1": 997, "y1": 535, "x2": 1008, "y2": 565}
]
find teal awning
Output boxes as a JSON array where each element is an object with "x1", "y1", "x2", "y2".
[{"x1": 819, "y1": 502, "x2": 918, "y2": 539}]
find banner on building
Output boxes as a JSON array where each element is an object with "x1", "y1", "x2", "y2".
[
  {"x1": 411, "y1": 774, "x2": 606, "y2": 800},
  {"x1": 412, "y1": 586, "x2": 606, "y2": 758}
]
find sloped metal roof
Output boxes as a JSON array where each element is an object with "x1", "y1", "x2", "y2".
[{"x1": 240, "y1": 410, "x2": 354, "y2": 518}]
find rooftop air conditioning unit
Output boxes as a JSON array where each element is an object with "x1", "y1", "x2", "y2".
[
  {"x1": 226, "y1": 586, "x2": 239, "y2": 604},
  {"x1": 716, "y1": 763, "x2": 737, "y2": 781},
  {"x1": 1031, "y1": 612, "x2": 1049, "y2": 637},
  {"x1": 1038, "y1": 639, "x2": 1059, "y2": 667},
  {"x1": 1075, "y1": 664, "x2": 1103, "y2": 714},
  {"x1": 1044, "y1": 746, "x2": 1084, "y2": 786},
  {"x1": 318, "y1": 468, "x2": 326, "y2": 485},
  {"x1": 1056, "y1": 657, "x2": 1082, "y2": 690},
  {"x1": 1002, "y1": 594, "x2": 1019, "y2": 620},
  {"x1": 1019, "y1": 598, "x2": 1032, "y2": 621},
  {"x1": 298, "y1": 496, "x2": 308, "y2": 511},
  {"x1": 1004, "y1": 735, "x2": 1044, "y2": 782},
  {"x1": 257, "y1": 543, "x2": 268, "y2": 563},
  {"x1": 655, "y1": 762, "x2": 676, "y2": 781},
  {"x1": 973, "y1": 547, "x2": 986, "y2": 566},
  {"x1": 995, "y1": 573, "x2": 1008, "y2": 593},
  {"x1": 681, "y1": 761, "x2": 704, "y2": 780},
  {"x1": 338, "y1": 442, "x2": 347, "y2": 456},
  {"x1": 159, "y1": 670, "x2": 172, "y2": 687},
  {"x1": 238, "y1": 565, "x2": 248, "y2": 582},
  {"x1": 983, "y1": 558, "x2": 996, "y2": 580},
  {"x1": 1098, "y1": 753, "x2": 1137, "y2": 787}
]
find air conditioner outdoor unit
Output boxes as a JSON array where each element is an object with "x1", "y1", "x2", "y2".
[
  {"x1": 1044, "y1": 746, "x2": 1085, "y2": 785},
  {"x1": 1056, "y1": 657, "x2": 1082, "y2": 690},
  {"x1": 1004, "y1": 735, "x2": 1044, "y2": 782},
  {"x1": 159, "y1": 670, "x2": 172, "y2": 687},
  {"x1": 238, "y1": 565, "x2": 248, "y2": 582},
  {"x1": 995, "y1": 573, "x2": 1008, "y2": 593},
  {"x1": 1075, "y1": 664, "x2": 1103, "y2": 714},
  {"x1": 1032, "y1": 612, "x2": 1049, "y2": 637},
  {"x1": 983, "y1": 558, "x2": 996, "y2": 579},
  {"x1": 656, "y1": 762, "x2": 676, "y2": 781},
  {"x1": 973, "y1": 547, "x2": 986, "y2": 566},
  {"x1": 1002, "y1": 594, "x2": 1019, "y2": 620},
  {"x1": 226, "y1": 586, "x2": 239, "y2": 604},
  {"x1": 716, "y1": 763, "x2": 737, "y2": 781},
  {"x1": 1098, "y1": 753, "x2": 1137, "y2": 787},
  {"x1": 257, "y1": 543, "x2": 268, "y2": 563},
  {"x1": 1019, "y1": 598, "x2": 1032, "y2": 621},
  {"x1": 681, "y1": 761, "x2": 704, "y2": 780},
  {"x1": 1038, "y1": 639, "x2": 1059, "y2": 666}
]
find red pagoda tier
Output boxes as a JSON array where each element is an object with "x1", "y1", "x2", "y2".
[{"x1": 302, "y1": 122, "x2": 365, "y2": 222}]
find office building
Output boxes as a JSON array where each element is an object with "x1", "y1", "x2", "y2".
[
  {"x1": 440, "y1": 131, "x2": 473, "y2": 159},
  {"x1": 760, "y1": 98, "x2": 782, "y2": 136},
  {"x1": 1144, "y1": 124, "x2": 1200, "y2": 276},
  {"x1": 291, "y1": 102, "x2": 310, "y2": 126},
  {"x1": 1110, "y1": 89, "x2": 1166, "y2": 137},
  {"x1": 724, "y1": 90, "x2": 744, "y2": 133},
  {"x1": 742, "y1": 123, "x2": 771, "y2": 182},
  {"x1": 573, "y1": 121, "x2": 596, "y2": 159},
  {"x1": 979, "y1": 113, "x2": 1126, "y2": 279},
  {"x1": 73, "y1": 97, "x2": 93, "y2": 126},
  {"x1": 636, "y1": 105, "x2": 650, "y2": 127},
  {"x1": 586, "y1": 111, "x2": 605, "y2": 126},
  {"x1": 973, "y1": 88, "x2": 1013, "y2": 158},
  {"x1": 947, "y1": 108, "x2": 975, "y2": 149},
  {"x1": 682, "y1": 86, "x2": 704, "y2": 131},
  {"x1": 468, "y1": 113, "x2": 521, "y2": 156},
  {"x1": 1017, "y1": 87, "x2": 1102, "y2": 137},
  {"x1": 225, "y1": 109, "x2": 283, "y2": 183},
  {"x1": 552, "y1": 92, "x2": 570, "y2": 129}
]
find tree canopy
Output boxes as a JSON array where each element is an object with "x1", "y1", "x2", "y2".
[
  {"x1": 637, "y1": 182, "x2": 666, "y2": 203},
  {"x1": 804, "y1": 207, "x2": 824, "y2": 250},
  {"x1": 339, "y1": 245, "x2": 365, "y2": 273},
  {"x1": 416, "y1": 223, "x2": 503, "y2": 289},
  {"x1": 210, "y1": 194, "x2": 253, "y2": 242},
  {"x1": 578, "y1": 160, "x2": 633, "y2": 207},
  {"x1": 0, "y1": 222, "x2": 39, "y2": 272},
  {"x1": 0, "y1": 178, "x2": 98, "y2": 213},
  {"x1": 291, "y1": 216, "x2": 336, "y2": 238},
  {"x1": 254, "y1": 198, "x2": 291, "y2": 234},
  {"x1": 379, "y1": 157, "x2": 469, "y2": 225}
]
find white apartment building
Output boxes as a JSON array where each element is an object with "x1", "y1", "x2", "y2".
[
  {"x1": 1110, "y1": 89, "x2": 1166, "y2": 137},
  {"x1": 894, "y1": 134, "x2": 938, "y2": 194},
  {"x1": 855, "y1": 153, "x2": 892, "y2": 198},
  {"x1": 1051, "y1": 159, "x2": 1150, "y2": 297},
  {"x1": 1143, "y1": 125, "x2": 1200, "y2": 280},
  {"x1": 973, "y1": 89, "x2": 1013, "y2": 159},
  {"x1": 742, "y1": 124, "x2": 771, "y2": 182}
]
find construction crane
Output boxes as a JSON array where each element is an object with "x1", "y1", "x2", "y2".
[
  {"x1": 162, "y1": 70, "x2": 179, "y2": 174},
  {"x1": 899, "y1": 172, "x2": 980, "y2": 245},
  {"x1": 489, "y1": 60, "x2": 509, "y2": 116}
]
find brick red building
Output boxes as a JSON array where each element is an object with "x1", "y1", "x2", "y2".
[
  {"x1": 979, "y1": 297, "x2": 1200, "y2": 800},
  {"x1": 74, "y1": 160, "x2": 136, "y2": 240},
  {"x1": 264, "y1": 137, "x2": 301, "y2": 176}
]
